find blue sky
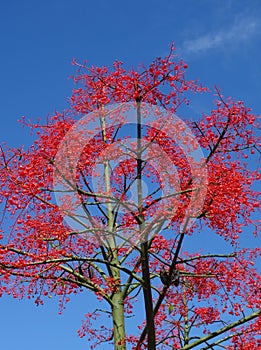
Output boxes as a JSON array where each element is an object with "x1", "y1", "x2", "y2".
[{"x1": 0, "y1": 1, "x2": 260, "y2": 349}]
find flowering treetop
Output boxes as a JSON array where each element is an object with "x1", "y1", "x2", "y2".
[{"x1": 0, "y1": 44, "x2": 260, "y2": 349}]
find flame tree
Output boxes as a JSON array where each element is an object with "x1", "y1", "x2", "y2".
[{"x1": 0, "y1": 45, "x2": 260, "y2": 349}]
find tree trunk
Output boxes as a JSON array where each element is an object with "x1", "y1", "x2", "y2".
[
  {"x1": 112, "y1": 291, "x2": 126, "y2": 350},
  {"x1": 100, "y1": 107, "x2": 126, "y2": 350},
  {"x1": 137, "y1": 101, "x2": 156, "y2": 349}
]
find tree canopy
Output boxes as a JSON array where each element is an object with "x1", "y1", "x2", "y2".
[{"x1": 0, "y1": 45, "x2": 260, "y2": 349}]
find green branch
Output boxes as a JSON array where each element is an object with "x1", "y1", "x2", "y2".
[{"x1": 181, "y1": 310, "x2": 261, "y2": 350}]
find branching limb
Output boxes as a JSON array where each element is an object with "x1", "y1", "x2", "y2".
[{"x1": 181, "y1": 309, "x2": 261, "y2": 350}]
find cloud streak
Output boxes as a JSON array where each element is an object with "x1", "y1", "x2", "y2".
[{"x1": 181, "y1": 17, "x2": 260, "y2": 55}]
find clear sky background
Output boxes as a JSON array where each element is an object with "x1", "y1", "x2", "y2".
[{"x1": 0, "y1": 1, "x2": 260, "y2": 349}]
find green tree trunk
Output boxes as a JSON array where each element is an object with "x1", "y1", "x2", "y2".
[
  {"x1": 112, "y1": 290, "x2": 126, "y2": 350},
  {"x1": 100, "y1": 108, "x2": 126, "y2": 350}
]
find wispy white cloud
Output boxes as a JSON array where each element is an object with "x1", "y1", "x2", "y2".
[{"x1": 181, "y1": 17, "x2": 260, "y2": 56}]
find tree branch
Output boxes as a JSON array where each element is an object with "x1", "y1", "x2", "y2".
[{"x1": 181, "y1": 309, "x2": 261, "y2": 350}]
